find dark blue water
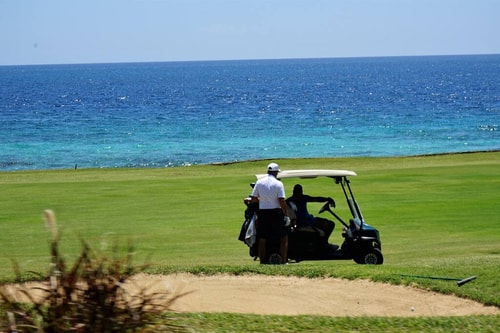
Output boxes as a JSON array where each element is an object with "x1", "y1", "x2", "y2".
[{"x1": 1, "y1": 55, "x2": 499, "y2": 171}]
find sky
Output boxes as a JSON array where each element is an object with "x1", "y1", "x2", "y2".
[{"x1": 1, "y1": 0, "x2": 499, "y2": 66}]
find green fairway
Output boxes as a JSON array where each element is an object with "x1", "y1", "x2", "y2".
[{"x1": 1, "y1": 152, "x2": 499, "y2": 332}]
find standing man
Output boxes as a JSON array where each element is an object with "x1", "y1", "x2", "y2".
[{"x1": 251, "y1": 162, "x2": 290, "y2": 264}]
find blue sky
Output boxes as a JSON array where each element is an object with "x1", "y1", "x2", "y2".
[{"x1": 1, "y1": 0, "x2": 499, "y2": 65}]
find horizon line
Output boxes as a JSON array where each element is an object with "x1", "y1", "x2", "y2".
[{"x1": 1, "y1": 52, "x2": 499, "y2": 68}]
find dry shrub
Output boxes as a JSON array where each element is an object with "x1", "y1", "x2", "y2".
[{"x1": 0, "y1": 210, "x2": 187, "y2": 333}]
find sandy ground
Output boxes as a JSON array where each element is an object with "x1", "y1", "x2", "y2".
[
  {"x1": 130, "y1": 273, "x2": 498, "y2": 317},
  {"x1": 3, "y1": 273, "x2": 499, "y2": 317}
]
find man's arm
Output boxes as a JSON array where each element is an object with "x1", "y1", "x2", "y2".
[
  {"x1": 305, "y1": 195, "x2": 335, "y2": 206},
  {"x1": 278, "y1": 197, "x2": 288, "y2": 217}
]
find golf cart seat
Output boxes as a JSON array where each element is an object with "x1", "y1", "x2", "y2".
[
  {"x1": 296, "y1": 225, "x2": 325, "y2": 237},
  {"x1": 287, "y1": 201, "x2": 325, "y2": 237}
]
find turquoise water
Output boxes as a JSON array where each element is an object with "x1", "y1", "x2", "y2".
[{"x1": 1, "y1": 55, "x2": 499, "y2": 171}]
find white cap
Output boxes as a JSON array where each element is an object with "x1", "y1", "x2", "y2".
[{"x1": 267, "y1": 162, "x2": 280, "y2": 172}]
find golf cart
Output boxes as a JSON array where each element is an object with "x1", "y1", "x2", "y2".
[{"x1": 238, "y1": 169, "x2": 383, "y2": 265}]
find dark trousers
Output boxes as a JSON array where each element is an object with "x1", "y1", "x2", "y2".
[{"x1": 256, "y1": 209, "x2": 285, "y2": 239}]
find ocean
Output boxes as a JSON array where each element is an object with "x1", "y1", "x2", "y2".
[{"x1": 1, "y1": 55, "x2": 499, "y2": 171}]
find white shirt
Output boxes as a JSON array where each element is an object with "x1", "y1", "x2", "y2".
[{"x1": 251, "y1": 174, "x2": 285, "y2": 209}]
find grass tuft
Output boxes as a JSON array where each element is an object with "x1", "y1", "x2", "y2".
[{"x1": 0, "y1": 210, "x2": 187, "y2": 333}]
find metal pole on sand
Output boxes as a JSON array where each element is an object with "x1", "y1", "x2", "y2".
[{"x1": 399, "y1": 274, "x2": 477, "y2": 287}]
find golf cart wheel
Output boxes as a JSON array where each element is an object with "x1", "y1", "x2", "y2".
[
  {"x1": 268, "y1": 253, "x2": 283, "y2": 265},
  {"x1": 355, "y1": 248, "x2": 383, "y2": 265}
]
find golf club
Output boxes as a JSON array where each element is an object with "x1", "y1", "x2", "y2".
[{"x1": 399, "y1": 274, "x2": 477, "y2": 287}]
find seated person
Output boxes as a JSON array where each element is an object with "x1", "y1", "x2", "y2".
[{"x1": 286, "y1": 184, "x2": 335, "y2": 244}]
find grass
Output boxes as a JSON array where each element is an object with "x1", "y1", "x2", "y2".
[
  {"x1": 0, "y1": 152, "x2": 499, "y2": 332},
  {"x1": 169, "y1": 313, "x2": 500, "y2": 333}
]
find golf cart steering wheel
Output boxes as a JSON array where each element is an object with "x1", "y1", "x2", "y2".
[{"x1": 318, "y1": 202, "x2": 331, "y2": 214}]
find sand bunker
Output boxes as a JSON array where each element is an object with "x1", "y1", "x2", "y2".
[
  {"x1": 127, "y1": 273, "x2": 499, "y2": 317},
  {"x1": 3, "y1": 273, "x2": 498, "y2": 317}
]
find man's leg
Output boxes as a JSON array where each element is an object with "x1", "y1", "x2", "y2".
[
  {"x1": 315, "y1": 218, "x2": 335, "y2": 242},
  {"x1": 280, "y1": 235, "x2": 288, "y2": 264},
  {"x1": 258, "y1": 238, "x2": 267, "y2": 264}
]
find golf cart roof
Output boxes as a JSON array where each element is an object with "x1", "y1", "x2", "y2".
[{"x1": 256, "y1": 169, "x2": 357, "y2": 180}]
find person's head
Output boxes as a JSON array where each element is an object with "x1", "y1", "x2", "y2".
[
  {"x1": 293, "y1": 184, "x2": 303, "y2": 196},
  {"x1": 267, "y1": 162, "x2": 280, "y2": 175}
]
